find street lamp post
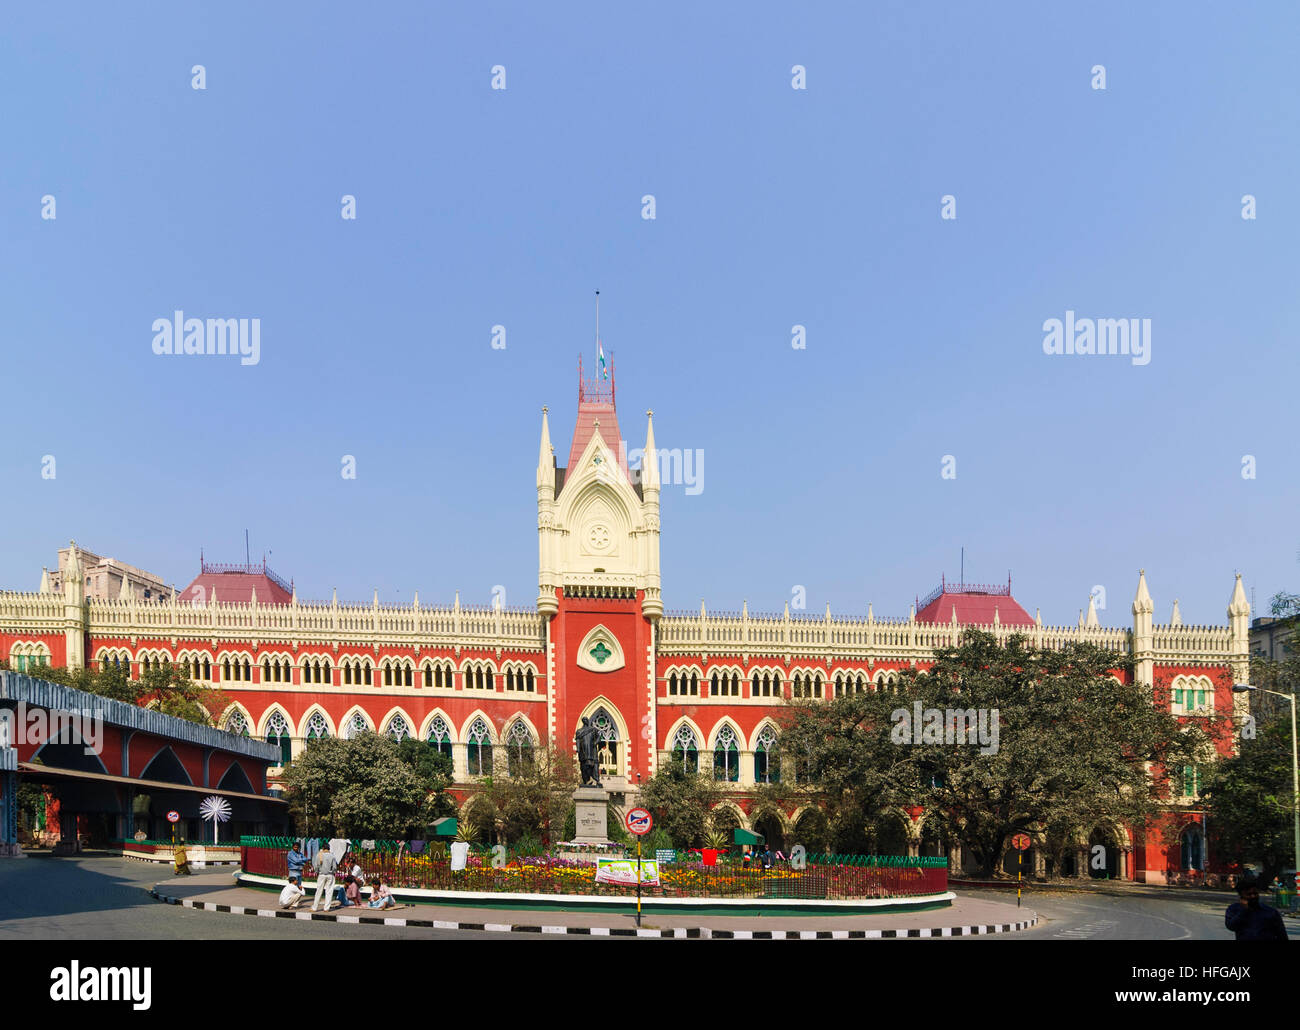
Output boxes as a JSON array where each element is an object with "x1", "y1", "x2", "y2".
[{"x1": 1233, "y1": 683, "x2": 1300, "y2": 885}]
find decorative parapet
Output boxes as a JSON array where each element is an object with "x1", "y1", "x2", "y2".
[
  {"x1": 658, "y1": 608, "x2": 1221, "y2": 667},
  {"x1": 0, "y1": 591, "x2": 69, "y2": 634},
  {"x1": 65, "y1": 595, "x2": 547, "y2": 653},
  {"x1": 1151, "y1": 623, "x2": 1235, "y2": 663}
]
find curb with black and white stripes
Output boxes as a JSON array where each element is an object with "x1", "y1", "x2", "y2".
[{"x1": 148, "y1": 888, "x2": 1037, "y2": 937}]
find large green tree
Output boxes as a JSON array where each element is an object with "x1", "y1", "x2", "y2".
[
  {"x1": 1205, "y1": 594, "x2": 1300, "y2": 888},
  {"x1": 280, "y1": 731, "x2": 438, "y2": 838},
  {"x1": 1204, "y1": 714, "x2": 1295, "y2": 885},
  {"x1": 777, "y1": 631, "x2": 1228, "y2": 875},
  {"x1": 475, "y1": 743, "x2": 579, "y2": 848},
  {"x1": 636, "y1": 761, "x2": 723, "y2": 849}
]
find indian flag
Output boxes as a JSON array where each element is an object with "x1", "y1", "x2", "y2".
[{"x1": 598, "y1": 340, "x2": 608, "y2": 380}]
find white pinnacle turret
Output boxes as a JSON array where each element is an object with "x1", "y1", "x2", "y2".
[
  {"x1": 1133, "y1": 569, "x2": 1153, "y2": 615},
  {"x1": 537, "y1": 407, "x2": 554, "y2": 492},
  {"x1": 642, "y1": 409, "x2": 659, "y2": 491},
  {"x1": 1228, "y1": 573, "x2": 1250, "y2": 617}
]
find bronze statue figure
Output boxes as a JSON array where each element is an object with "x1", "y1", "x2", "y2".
[{"x1": 575, "y1": 716, "x2": 602, "y2": 788}]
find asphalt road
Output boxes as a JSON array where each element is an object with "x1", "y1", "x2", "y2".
[
  {"x1": 0, "y1": 854, "x2": 536, "y2": 940},
  {"x1": 961, "y1": 884, "x2": 1258, "y2": 941},
  {"x1": 0, "y1": 854, "x2": 1275, "y2": 941}
]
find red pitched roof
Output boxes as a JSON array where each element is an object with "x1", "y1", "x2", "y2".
[
  {"x1": 181, "y1": 560, "x2": 293, "y2": 606},
  {"x1": 566, "y1": 400, "x2": 627, "y2": 476},
  {"x1": 915, "y1": 578, "x2": 1034, "y2": 627},
  {"x1": 562, "y1": 360, "x2": 630, "y2": 486}
]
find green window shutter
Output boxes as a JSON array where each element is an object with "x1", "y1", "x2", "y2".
[{"x1": 1173, "y1": 688, "x2": 1183, "y2": 706}]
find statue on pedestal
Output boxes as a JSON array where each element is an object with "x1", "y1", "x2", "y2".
[{"x1": 575, "y1": 717, "x2": 602, "y2": 788}]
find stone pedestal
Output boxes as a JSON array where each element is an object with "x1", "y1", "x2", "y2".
[{"x1": 572, "y1": 786, "x2": 610, "y2": 844}]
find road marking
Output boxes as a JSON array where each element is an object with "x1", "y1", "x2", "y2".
[{"x1": 1053, "y1": 919, "x2": 1118, "y2": 939}]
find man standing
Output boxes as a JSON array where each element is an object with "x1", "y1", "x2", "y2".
[
  {"x1": 311, "y1": 845, "x2": 339, "y2": 911},
  {"x1": 1225, "y1": 875, "x2": 1288, "y2": 940},
  {"x1": 286, "y1": 840, "x2": 306, "y2": 881}
]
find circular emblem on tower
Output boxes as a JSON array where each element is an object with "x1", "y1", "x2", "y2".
[{"x1": 587, "y1": 523, "x2": 612, "y2": 552}]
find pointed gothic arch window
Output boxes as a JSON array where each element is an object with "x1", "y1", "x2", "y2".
[
  {"x1": 265, "y1": 711, "x2": 292, "y2": 765},
  {"x1": 671, "y1": 725, "x2": 699, "y2": 774},
  {"x1": 225, "y1": 709, "x2": 249, "y2": 737},
  {"x1": 305, "y1": 711, "x2": 330, "y2": 742},
  {"x1": 467, "y1": 717, "x2": 493, "y2": 776},
  {"x1": 713, "y1": 724, "x2": 740, "y2": 782},
  {"x1": 591, "y1": 707, "x2": 620, "y2": 776},
  {"x1": 344, "y1": 711, "x2": 371, "y2": 739},
  {"x1": 755, "y1": 725, "x2": 780, "y2": 783},
  {"x1": 427, "y1": 715, "x2": 453, "y2": 762},
  {"x1": 386, "y1": 714, "x2": 412, "y2": 741},
  {"x1": 526, "y1": 668, "x2": 535, "y2": 692},
  {"x1": 506, "y1": 720, "x2": 535, "y2": 776}
]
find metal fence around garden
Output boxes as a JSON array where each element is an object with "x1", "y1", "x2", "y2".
[{"x1": 241, "y1": 838, "x2": 948, "y2": 900}]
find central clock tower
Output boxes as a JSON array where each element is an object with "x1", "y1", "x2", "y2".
[{"x1": 537, "y1": 358, "x2": 661, "y2": 787}]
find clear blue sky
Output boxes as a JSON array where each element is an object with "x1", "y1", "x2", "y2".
[{"x1": 2, "y1": 1, "x2": 1297, "y2": 627}]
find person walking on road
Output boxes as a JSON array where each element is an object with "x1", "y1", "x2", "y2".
[
  {"x1": 1225, "y1": 875, "x2": 1288, "y2": 940},
  {"x1": 311, "y1": 845, "x2": 339, "y2": 911}
]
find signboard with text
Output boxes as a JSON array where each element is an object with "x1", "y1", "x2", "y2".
[{"x1": 595, "y1": 859, "x2": 660, "y2": 886}]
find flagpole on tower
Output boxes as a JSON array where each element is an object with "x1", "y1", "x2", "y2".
[{"x1": 595, "y1": 290, "x2": 608, "y2": 381}]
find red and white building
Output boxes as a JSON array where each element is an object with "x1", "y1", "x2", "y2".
[{"x1": 0, "y1": 362, "x2": 1251, "y2": 882}]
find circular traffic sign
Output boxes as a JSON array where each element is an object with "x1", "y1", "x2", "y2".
[
  {"x1": 625, "y1": 808, "x2": 653, "y2": 836},
  {"x1": 1011, "y1": 833, "x2": 1031, "y2": 851},
  {"x1": 166, "y1": 811, "x2": 181, "y2": 824}
]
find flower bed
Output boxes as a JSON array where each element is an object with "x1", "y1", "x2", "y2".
[{"x1": 241, "y1": 840, "x2": 948, "y2": 900}]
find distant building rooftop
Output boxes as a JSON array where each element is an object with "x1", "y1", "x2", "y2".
[
  {"x1": 181, "y1": 556, "x2": 293, "y2": 606},
  {"x1": 915, "y1": 575, "x2": 1035, "y2": 627}
]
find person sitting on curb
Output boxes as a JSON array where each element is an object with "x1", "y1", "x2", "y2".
[
  {"x1": 342, "y1": 875, "x2": 362, "y2": 908},
  {"x1": 1225, "y1": 875, "x2": 1288, "y2": 940},
  {"x1": 366, "y1": 878, "x2": 395, "y2": 909},
  {"x1": 279, "y1": 876, "x2": 306, "y2": 910}
]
